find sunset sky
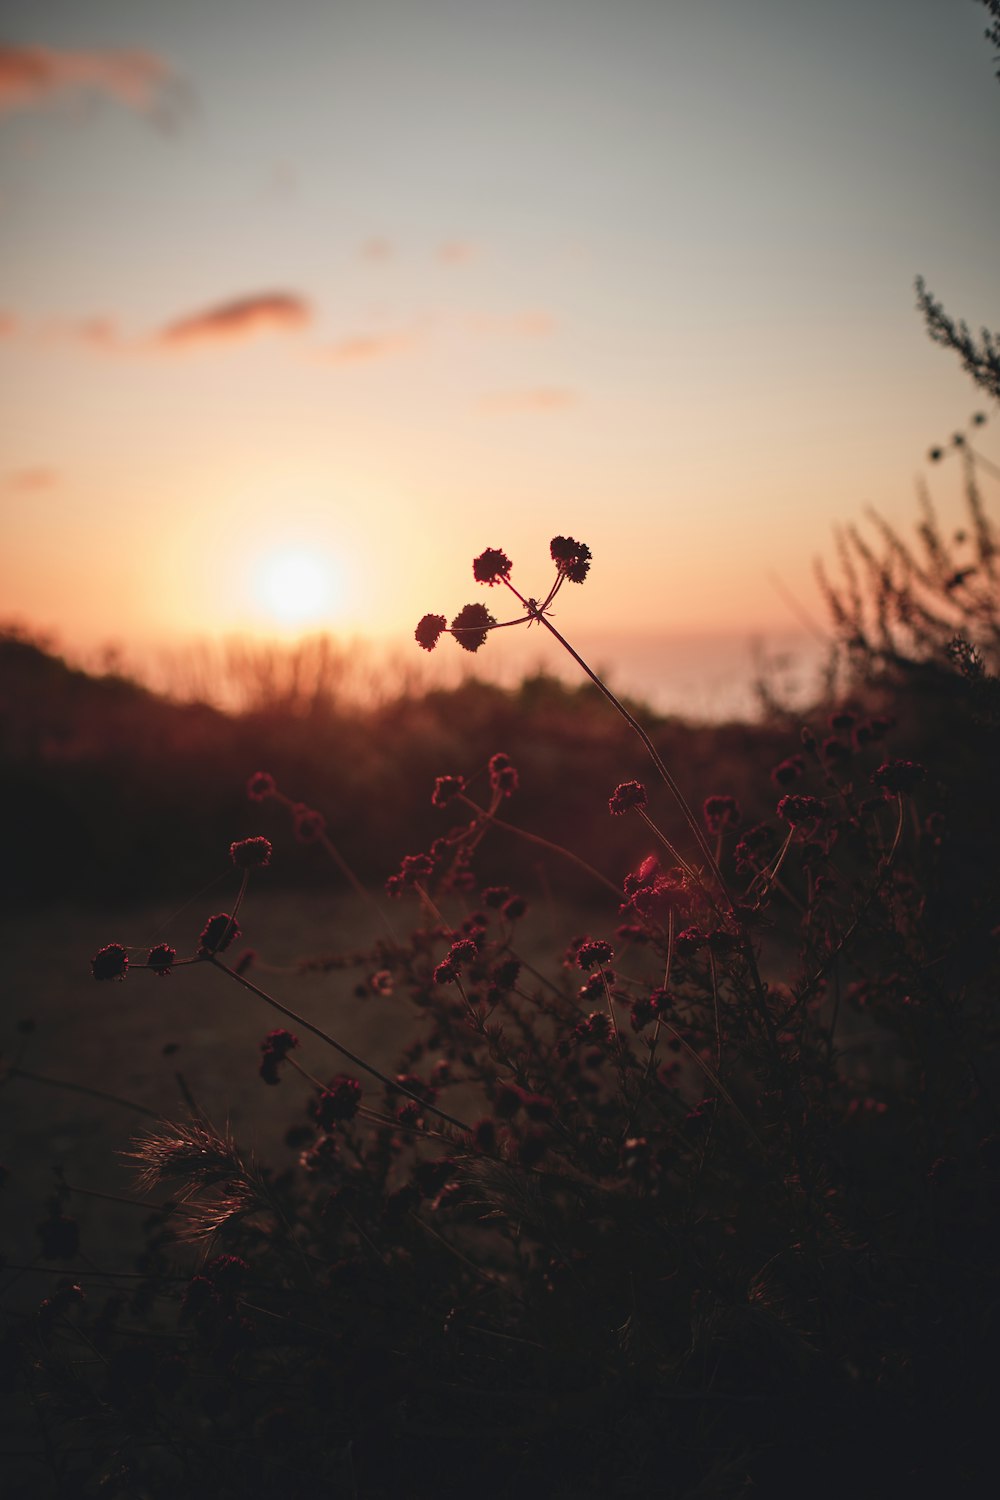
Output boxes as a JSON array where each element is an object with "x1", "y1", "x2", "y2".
[{"x1": 1, "y1": 0, "x2": 997, "y2": 698}]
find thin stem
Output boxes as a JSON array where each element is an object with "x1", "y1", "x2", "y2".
[
  {"x1": 457, "y1": 793, "x2": 621, "y2": 896},
  {"x1": 501, "y1": 577, "x2": 731, "y2": 903},
  {"x1": 207, "y1": 955, "x2": 471, "y2": 1133}
]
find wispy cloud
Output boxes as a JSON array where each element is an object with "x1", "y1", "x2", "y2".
[
  {"x1": 360, "y1": 237, "x2": 394, "y2": 262},
  {"x1": 0, "y1": 44, "x2": 184, "y2": 123},
  {"x1": 321, "y1": 329, "x2": 421, "y2": 363},
  {"x1": 436, "y1": 240, "x2": 478, "y2": 265},
  {"x1": 4, "y1": 466, "x2": 57, "y2": 493},
  {"x1": 156, "y1": 293, "x2": 312, "y2": 348},
  {"x1": 481, "y1": 386, "x2": 578, "y2": 411},
  {"x1": 466, "y1": 311, "x2": 556, "y2": 339}
]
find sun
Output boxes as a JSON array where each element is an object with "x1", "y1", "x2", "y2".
[{"x1": 254, "y1": 548, "x2": 336, "y2": 627}]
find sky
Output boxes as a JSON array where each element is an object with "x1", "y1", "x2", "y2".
[{"x1": 0, "y1": 0, "x2": 997, "y2": 704}]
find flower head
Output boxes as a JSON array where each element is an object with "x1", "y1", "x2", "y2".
[
  {"x1": 415, "y1": 613, "x2": 448, "y2": 652},
  {"x1": 703, "y1": 795, "x2": 742, "y2": 835},
  {"x1": 473, "y1": 548, "x2": 512, "y2": 586},
  {"x1": 609, "y1": 780, "x2": 647, "y2": 816},
  {"x1": 577, "y1": 939, "x2": 614, "y2": 970},
  {"x1": 92, "y1": 943, "x2": 128, "y2": 981},
  {"x1": 550, "y1": 535, "x2": 592, "y2": 584},
  {"x1": 147, "y1": 943, "x2": 176, "y2": 977},
  {"x1": 247, "y1": 771, "x2": 276, "y2": 802},
  {"x1": 230, "y1": 836, "x2": 272, "y2": 870},
  {"x1": 489, "y1": 751, "x2": 519, "y2": 797},
  {"x1": 316, "y1": 1076, "x2": 362, "y2": 1126},
  {"x1": 431, "y1": 775, "x2": 465, "y2": 808},
  {"x1": 198, "y1": 913, "x2": 241, "y2": 956},
  {"x1": 450, "y1": 602, "x2": 495, "y2": 652},
  {"x1": 871, "y1": 759, "x2": 927, "y2": 796},
  {"x1": 292, "y1": 806, "x2": 326, "y2": 843}
]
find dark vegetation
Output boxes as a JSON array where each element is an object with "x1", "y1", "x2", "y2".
[{"x1": 2, "y1": 433, "x2": 1000, "y2": 1497}]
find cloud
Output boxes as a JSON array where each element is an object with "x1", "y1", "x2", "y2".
[
  {"x1": 0, "y1": 44, "x2": 184, "y2": 123},
  {"x1": 321, "y1": 329, "x2": 421, "y2": 363},
  {"x1": 0, "y1": 309, "x2": 17, "y2": 337},
  {"x1": 156, "y1": 293, "x2": 312, "y2": 348},
  {"x1": 481, "y1": 387, "x2": 578, "y2": 412},
  {"x1": 466, "y1": 311, "x2": 556, "y2": 339},
  {"x1": 360, "y1": 237, "x2": 394, "y2": 262},
  {"x1": 5, "y1": 466, "x2": 57, "y2": 493},
  {"x1": 436, "y1": 240, "x2": 478, "y2": 265}
]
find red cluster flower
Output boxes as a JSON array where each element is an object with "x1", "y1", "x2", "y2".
[
  {"x1": 550, "y1": 535, "x2": 592, "y2": 583},
  {"x1": 432, "y1": 774, "x2": 465, "y2": 808},
  {"x1": 577, "y1": 939, "x2": 614, "y2": 970},
  {"x1": 246, "y1": 771, "x2": 276, "y2": 802},
  {"x1": 415, "y1": 613, "x2": 447, "y2": 652},
  {"x1": 315, "y1": 1075, "x2": 363, "y2": 1126},
  {"x1": 450, "y1": 603, "x2": 495, "y2": 652},
  {"x1": 609, "y1": 780, "x2": 647, "y2": 816},
  {"x1": 230, "y1": 836, "x2": 272, "y2": 869},
  {"x1": 292, "y1": 806, "x2": 326, "y2": 843},
  {"x1": 91, "y1": 943, "x2": 128, "y2": 981},
  {"x1": 472, "y1": 548, "x2": 513, "y2": 585},
  {"x1": 259, "y1": 1028, "x2": 299, "y2": 1085},
  {"x1": 198, "y1": 913, "x2": 241, "y2": 956},
  {"x1": 871, "y1": 760, "x2": 927, "y2": 795},
  {"x1": 146, "y1": 943, "x2": 176, "y2": 977},
  {"x1": 489, "y1": 751, "x2": 519, "y2": 797},
  {"x1": 702, "y1": 794, "x2": 742, "y2": 835}
]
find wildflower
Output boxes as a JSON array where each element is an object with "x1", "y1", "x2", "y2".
[
  {"x1": 482, "y1": 884, "x2": 511, "y2": 908},
  {"x1": 674, "y1": 926, "x2": 709, "y2": 957},
  {"x1": 734, "y1": 822, "x2": 778, "y2": 873},
  {"x1": 146, "y1": 943, "x2": 176, "y2": 977},
  {"x1": 92, "y1": 943, "x2": 128, "y2": 981},
  {"x1": 577, "y1": 939, "x2": 614, "y2": 970},
  {"x1": 550, "y1": 535, "x2": 592, "y2": 583},
  {"x1": 198, "y1": 913, "x2": 241, "y2": 956},
  {"x1": 777, "y1": 794, "x2": 829, "y2": 827},
  {"x1": 702, "y1": 794, "x2": 742, "y2": 834},
  {"x1": 450, "y1": 602, "x2": 495, "y2": 652},
  {"x1": 491, "y1": 957, "x2": 521, "y2": 992},
  {"x1": 771, "y1": 756, "x2": 805, "y2": 787},
  {"x1": 431, "y1": 775, "x2": 465, "y2": 808},
  {"x1": 822, "y1": 737, "x2": 851, "y2": 766},
  {"x1": 258, "y1": 1028, "x2": 299, "y2": 1087},
  {"x1": 370, "y1": 969, "x2": 394, "y2": 996},
  {"x1": 871, "y1": 759, "x2": 927, "y2": 795},
  {"x1": 489, "y1": 751, "x2": 519, "y2": 796},
  {"x1": 247, "y1": 771, "x2": 276, "y2": 802},
  {"x1": 415, "y1": 613, "x2": 448, "y2": 651},
  {"x1": 472, "y1": 548, "x2": 512, "y2": 585},
  {"x1": 315, "y1": 1076, "x2": 362, "y2": 1126},
  {"x1": 433, "y1": 959, "x2": 458, "y2": 984},
  {"x1": 292, "y1": 806, "x2": 326, "y2": 843},
  {"x1": 449, "y1": 938, "x2": 478, "y2": 965},
  {"x1": 609, "y1": 780, "x2": 647, "y2": 816},
  {"x1": 230, "y1": 836, "x2": 272, "y2": 869},
  {"x1": 502, "y1": 894, "x2": 528, "y2": 920}
]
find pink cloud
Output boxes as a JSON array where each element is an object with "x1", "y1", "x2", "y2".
[
  {"x1": 5, "y1": 466, "x2": 57, "y2": 492},
  {"x1": 0, "y1": 44, "x2": 183, "y2": 122},
  {"x1": 322, "y1": 330, "x2": 420, "y2": 363},
  {"x1": 360, "y1": 237, "x2": 394, "y2": 262},
  {"x1": 156, "y1": 293, "x2": 312, "y2": 348},
  {"x1": 436, "y1": 240, "x2": 478, "y2": 265},
  {"x1": 481, "y1": 387, "x2": 578, "y2": 412}
]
